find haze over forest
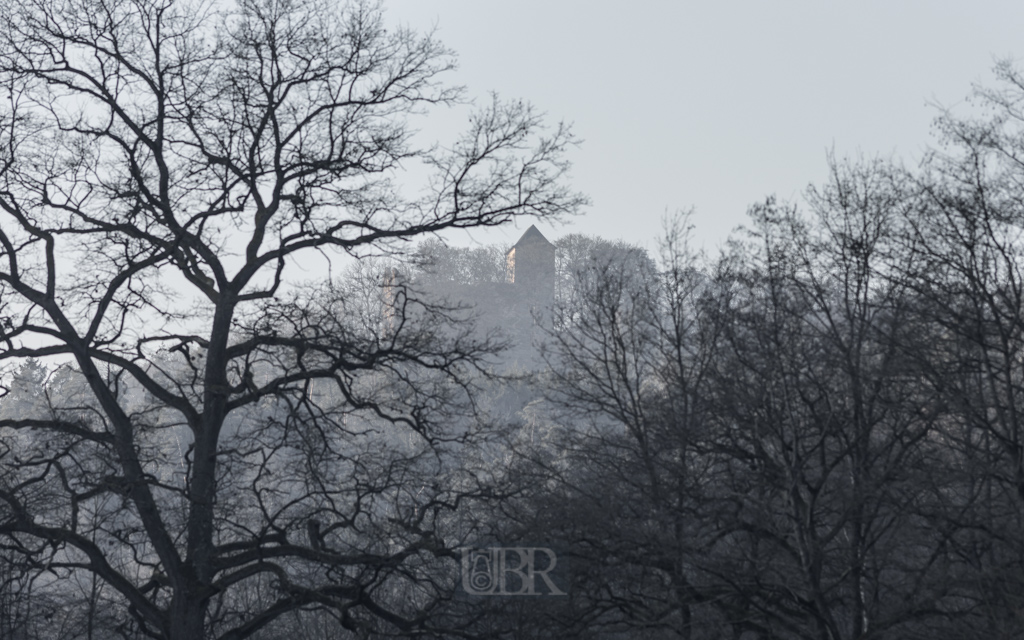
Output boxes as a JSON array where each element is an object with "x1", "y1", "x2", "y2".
[{"x1": 5, "y1": 2, "x2": 1024, "y2": 640}]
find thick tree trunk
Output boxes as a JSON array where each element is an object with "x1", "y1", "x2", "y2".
[{"x1": 169, "y1": 591, "x2": 208, "y2": 640}]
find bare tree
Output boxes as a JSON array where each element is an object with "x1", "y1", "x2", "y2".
[
  {"x1": 508, "y1": 169, "x2": 973, "y2": 640},
  {"x1": 708, "y1": 164, "x2": 962, "y2": 640},
  {"x1": 897, "y1": 63, "x2": 1024, "y2": 637},
  {"x1": 498, "y1": 217, "x2": 727, "y2": 639},
  {"x1": 0, "y1": 0, "x2": 583, "y2": 637}
]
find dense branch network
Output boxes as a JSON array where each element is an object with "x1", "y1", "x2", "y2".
[{"x1": 0, "y1": 0, "x2": 582, "y2": 637}]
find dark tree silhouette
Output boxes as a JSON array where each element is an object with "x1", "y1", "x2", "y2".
[{"x1": 0, "y1": 0, "x2": 582, "y2": 637}]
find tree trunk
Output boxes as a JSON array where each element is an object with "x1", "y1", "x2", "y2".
[{"x1": 169, "y1": 591, "x2": 208, "y2": 640}]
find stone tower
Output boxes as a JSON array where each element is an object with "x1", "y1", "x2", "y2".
[{"x1": 505, "y1": 225, "x2": 555, "y2": 300}]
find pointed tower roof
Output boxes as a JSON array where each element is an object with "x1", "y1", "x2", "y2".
[{"x1": 511, "y1": 225, "x2": 553, "y2": 249}]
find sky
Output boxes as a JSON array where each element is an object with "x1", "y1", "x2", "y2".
[{"x1": 384, "y1": 1, "x2": 1024, "y2": 255}]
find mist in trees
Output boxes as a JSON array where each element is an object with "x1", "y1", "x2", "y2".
[
  {"x1": 4, "y1": 0, "x2": 1024, "y2": 638},
  {"x1": 0, "y1": 0, "x2": 583, "y2": 636},
  {"x1": 461, "y1": 72, "x2": 1024, "y2": 639}
]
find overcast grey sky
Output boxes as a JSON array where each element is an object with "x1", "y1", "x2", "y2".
[{"x1": 385, "y1": 1, "x2": 1024, "y2": 254}]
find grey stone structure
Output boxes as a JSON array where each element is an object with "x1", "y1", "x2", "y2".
[
  {"x1": 380, "y1": 226, "x2": 558, "y2": 369},
  {"x1": 505, "y1": 225, "x2": 556, "y2": 303}
]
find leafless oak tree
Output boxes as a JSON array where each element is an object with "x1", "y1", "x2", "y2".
[{"x1": 0, "y1": 0, "x2": 582, "y2": 637}]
